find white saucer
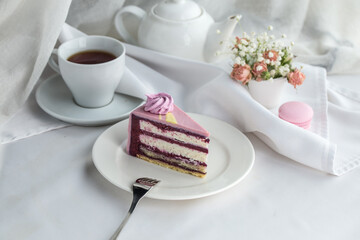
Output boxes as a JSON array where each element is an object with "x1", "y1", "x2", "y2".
[
  {"x1": 35, "y1": 74, "x2": 144, "y2": 126},
  {"x1": 92, "y1": 113, "x2": 255, "y2": 200}
]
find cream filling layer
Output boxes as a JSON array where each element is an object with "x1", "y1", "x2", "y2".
[
  {"x1": 140, "y1": 120, "x2": 208, "y2": 148},
  {"x1": 139, "y1": 135, "x2": 208, "y2": 162}
]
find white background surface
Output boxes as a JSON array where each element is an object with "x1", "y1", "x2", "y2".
[
  {"x1": 1, "y1": 84, "x2": 360, "y2": 239},
  {"x1": 1, "y1": 125, "x2": 360, "y2": 239}
]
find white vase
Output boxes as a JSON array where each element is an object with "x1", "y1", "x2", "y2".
[{"x1": 247, "y1": 78, "x2": 287, "y2": 109}]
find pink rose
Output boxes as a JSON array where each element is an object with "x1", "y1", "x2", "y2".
[
  {"x1": 288, "y1": 69, "x2": 305, "y2": 88},
  {"x1": 231, "y1": 64, "x2": 252, "y2": 84},
  {"x1": 252, "y1": 61, "x2": 268, "y2": 81},
  {"x1": 263, "y1": 50, "x2": 279, "y2": 62}
]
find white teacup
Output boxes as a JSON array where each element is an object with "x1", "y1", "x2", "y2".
[{"x1": 49, "y1": 36, "x2": 125, "y2": 108}]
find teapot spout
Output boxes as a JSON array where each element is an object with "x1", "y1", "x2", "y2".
[{"x1": 204, "y1": 15, "x2": 242, "y2": 63}]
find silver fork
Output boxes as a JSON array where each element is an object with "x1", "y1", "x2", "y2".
[{"x1": 110, "y1": 177, "x2": 160, "y2": 240}]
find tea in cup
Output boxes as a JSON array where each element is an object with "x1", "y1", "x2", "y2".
[{"x1": 49, "y1": 36, "x2": 125, "y2": 108}]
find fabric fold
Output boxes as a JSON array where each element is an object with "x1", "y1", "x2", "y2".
[
  {"x1": 1, "y1": 23, "x2": 360, "y2": 176},
  {"x1": 327, "y1": 83, "x2": 360, "y2": 175},
  {"x1": 0, "y1": 0, "x2": 72, "y2": 125}
]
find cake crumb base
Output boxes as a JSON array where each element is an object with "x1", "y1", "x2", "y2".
[{"x1": 136, "y1": 154, "x2": 206, "y2": 178}]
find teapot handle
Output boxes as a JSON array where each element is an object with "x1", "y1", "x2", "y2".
[{"x1": 114, "y1": 6, "x2": 146, "y2": 45}]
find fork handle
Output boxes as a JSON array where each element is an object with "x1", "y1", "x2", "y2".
[
  {"x1": 109, "y1": 192, "x2": 145, "y2": 240},
  {"x1": 109, "y1": 211, "x2": 131, "y2": 240}
]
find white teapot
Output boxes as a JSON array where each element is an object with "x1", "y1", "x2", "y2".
[{"x1": 114, "y1": 0, "x2": 241, "y2": 62}]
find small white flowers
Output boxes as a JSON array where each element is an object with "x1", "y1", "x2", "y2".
[
  {"x1": 278, "y1": 65, "x2": 291, "y2": 77},
  {"x1": 256, "y1": 65, "x2": 264, "y2": 71},
  {"x1": 268, "y1": 25, "x2": 273, "y2": 31},
  {"x1": 247, "y1": 47, "x2": 255, "y2": 53}
]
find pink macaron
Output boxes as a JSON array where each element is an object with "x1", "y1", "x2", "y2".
[{"x1": 278, "y1": 101, "x2": 314, "y2": 129}]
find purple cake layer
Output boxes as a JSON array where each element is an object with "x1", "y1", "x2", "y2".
[
  {"x1": 140, "y1": 144, "x2": 207, "y2": 167},
  {"x1": 139, "y1": 147, "x2": 207, "y2": 175},
  {"x1": 140, "y1": 130, "x2": 208, "y2": 153},
  {"x1": 137, "y1": 114, "x2": 209, "y2": 141}
]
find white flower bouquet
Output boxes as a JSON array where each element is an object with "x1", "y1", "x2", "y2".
[{"x1": 230, "y1": 26, "x2": 305, "y2": 88}]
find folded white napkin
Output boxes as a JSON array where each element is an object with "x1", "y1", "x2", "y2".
[
  {"x1": 327, "y1": 82, "x2": 360, "y2": 175},
  {"x1": 1, "y1": 23, "x2": 360, "y2": 176}
]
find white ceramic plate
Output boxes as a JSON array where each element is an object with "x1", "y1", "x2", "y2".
[
  {"x1": 35, "y1": 74, "x2": 144, "y2": 126},
  {"x1": 92, "y1": 113, "x2": 255, "y2": 200}
]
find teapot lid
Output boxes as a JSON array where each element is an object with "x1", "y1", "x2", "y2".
[{"x1": 153, "y1": 0, "x2": 202, "y2": 21}]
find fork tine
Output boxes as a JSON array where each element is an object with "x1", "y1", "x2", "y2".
[{"x1": 136, "y1": 177, "x2": 160, "y2": 187}]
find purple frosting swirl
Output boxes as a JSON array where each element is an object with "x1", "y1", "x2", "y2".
[{"x1": 144, "y1": 93, "x2": 174, "y2": 114}]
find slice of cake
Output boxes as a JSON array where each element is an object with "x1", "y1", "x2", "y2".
[{"x1": 126, "y1": 93, "x2": 210, "y2": 178}]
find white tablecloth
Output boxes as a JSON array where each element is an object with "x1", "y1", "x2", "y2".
[
  {"x1": 0, "y1": 74, "x2": 360, "y2": 240},
  {"x1": 0, "y1": 119, "x2": 359, "y2": 240}
]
